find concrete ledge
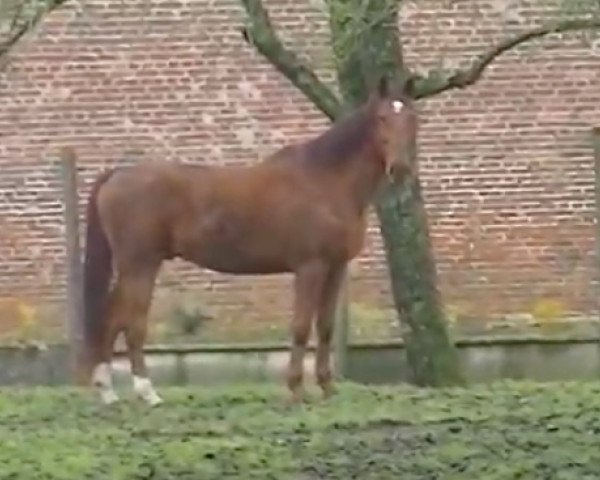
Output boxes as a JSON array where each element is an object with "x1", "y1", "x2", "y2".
[{"x1": 1, "y1": 334, "x2": 599, "y2": 387}]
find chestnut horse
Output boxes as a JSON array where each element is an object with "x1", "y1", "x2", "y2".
[{"x1": 82, "y1": 77, "x2": 417, "y2": 406}]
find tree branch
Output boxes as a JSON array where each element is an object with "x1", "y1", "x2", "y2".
[
  {"x1": 414, "y1": 18, "x2": 600, "y2": 100},
  {"x1": 0, "y1": 0, "x2": 69, "y2": 62},
  {"x1": 240, "y1": 0, "x2": 342, "y2": 120}
]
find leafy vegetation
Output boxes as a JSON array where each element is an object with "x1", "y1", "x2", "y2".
[{"x1": 1, "y1": 381, "x2": 600, "y2": 479}]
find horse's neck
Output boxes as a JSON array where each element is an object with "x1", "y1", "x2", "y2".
[
  {"x1": 305, "y1": 121, "x2": 385, "y2": 213},
  {"x1": 292, "y1": 104, "x2": 385, "y2": 211},
  {"x1": 338, "y1": 148, "x2": 385, "y2": 213}
]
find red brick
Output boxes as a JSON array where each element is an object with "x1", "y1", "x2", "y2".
[{"x1": 0, "y1": 0, "x2": 598, "y2": 327}]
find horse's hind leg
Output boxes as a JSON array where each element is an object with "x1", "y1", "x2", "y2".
[
  {"x1": 97, "y1": 262, "x2": 160, "y2": 406},
  {"x1": 126, "y1": 309, "x2": 162, "y2": 406},
  {"x1": 117, "y1": 265, "x2": 162, "y2": 406},
  {"x1": 91, "y1": 313, "x2": 121, "y2": 405},
  {"x1": 287, "y1": 260, "x2": 328, "y2": 404},
  {"x1": 91, "y1": 285, "x2": 129, "y2": 405},
  {"x1": 315, "y1": 264, "x2": 346, "y2": 399}
]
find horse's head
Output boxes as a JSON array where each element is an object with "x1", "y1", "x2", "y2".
[{"x1": 370, "y1": 76, "x2": 418, "y2": 183}]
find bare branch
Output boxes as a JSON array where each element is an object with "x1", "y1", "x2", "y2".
[
  {"x1": 0, "y1": 18, "x2": 31, "y2": 58},
  {"x1": 0, "y1": 0, "x2": 69, "y2": 62},
  {"x1": 240, "y1": 0, "x2": 342, "y2": 120},
  {"x1": 414, "y1": 18, "x2": 600, "y2": 99}
]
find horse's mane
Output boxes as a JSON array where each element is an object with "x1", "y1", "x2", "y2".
[{"x1": 301, "y1": 103, "x2": 375, "y2": 168}]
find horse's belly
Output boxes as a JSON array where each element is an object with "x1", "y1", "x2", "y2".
[
  {"x1": 175, "y1": 199, "x2": 364, "y2": 273},
  {"x1": 175, "y1": 203, "x2": 298, "y2": 274},
  {"x1": 183, "y1": 242, "x2": 290, "y2": 275}
]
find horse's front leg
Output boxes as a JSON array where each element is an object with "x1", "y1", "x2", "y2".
[
  {"x1": 315, "y1": 263, "x2": 346, "y2": 399},
  {"x1": 287, "y1": 260, "x2": 328, "y2": 404}
]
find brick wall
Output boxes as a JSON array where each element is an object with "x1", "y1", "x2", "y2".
[{"x1": 0, "y1": 0, "x2": 599, "y2": 331}]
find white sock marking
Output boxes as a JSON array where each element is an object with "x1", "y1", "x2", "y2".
[
  {"x1": 133, "y1": 375, "x2": 163, "y2": 406},
  {"x1": 92, "y1": 362, "x2": 119, "y2": 405}
]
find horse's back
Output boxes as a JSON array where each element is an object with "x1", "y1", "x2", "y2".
[{"x1": 94, "y1": 161, "x2": 293, "y2": 254}]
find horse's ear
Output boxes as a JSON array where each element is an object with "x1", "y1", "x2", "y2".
[
  {"x1": 402, "y1": 76, "x2": 416, "y2": 98},
  {"x1": 376, "y1": 75, "x2": 390, "y2": 98}
]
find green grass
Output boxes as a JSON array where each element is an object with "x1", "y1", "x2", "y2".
[{"x1": 1, "y1": 381, "x2": 600, "y2": 479}]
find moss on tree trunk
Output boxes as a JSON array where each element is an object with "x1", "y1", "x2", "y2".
[{"x1": 376, "y1": 180, "x2": 463, "y2": 386}]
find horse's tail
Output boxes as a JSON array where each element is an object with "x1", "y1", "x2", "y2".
[{"x1": 82, "y1": 167, "x2": 116, "y2": 362}]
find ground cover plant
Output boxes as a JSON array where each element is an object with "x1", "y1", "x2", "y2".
[{"x1": 1, "y1": 381, "x2": 600, "y2": 479}]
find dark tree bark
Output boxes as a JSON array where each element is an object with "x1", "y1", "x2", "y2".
[
  {"x1": 412, "y1": 17, "x2": 600, "y2": 99},
  {"x1": 241, "y1": 0, "x2": 600, "y2": 387}
]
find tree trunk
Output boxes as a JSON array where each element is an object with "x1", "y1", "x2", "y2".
[
  {"x1": 328, "y1": 0, "x2": 464, "y2": 386},
  {"x1": 376, "y1": 180, "x2": 463, "y2": 386}
]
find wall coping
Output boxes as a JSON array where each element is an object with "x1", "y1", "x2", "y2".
[{"x1": 1, "y1": 332, "x2": 599, "y2": 354}]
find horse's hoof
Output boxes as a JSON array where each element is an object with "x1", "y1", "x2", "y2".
[
  {"x1": 135, "y1": 390, "x2": 164, "y2": 407},
  {"x1": 99, "y1": 389, "x2": 120, "y2": 405},
  {"x1": 284, "y1": 390, "x2": 305, "y2": 408},
  {"x1": 133, "y1": 376, "x2": 163, "y2": 406},
  {"x1": 146, "y1": 394, "x2": 164, "y2": 407},
  {"x1": 320, "y1": 384, "x2": 337, "y2": 401}
]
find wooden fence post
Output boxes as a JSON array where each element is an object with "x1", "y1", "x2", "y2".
[
  {"x1": 333, "y1": 272, "x2": 349, "y2": 379},
  {"x1": 592, "y1": 128, "x2": 600, "y2": 330},
  {"x1": 59, "y1": 147, "x2": 84, "y2": 381}
]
